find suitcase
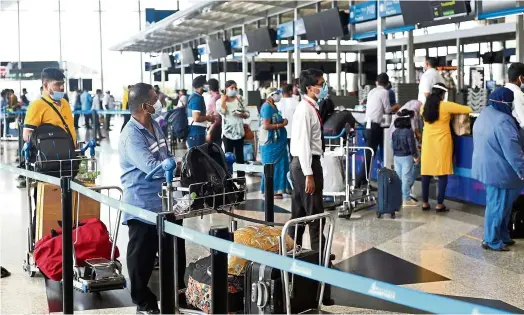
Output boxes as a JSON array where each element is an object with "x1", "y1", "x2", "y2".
[
  {"x1": 244, "y1": 250, "x2": 321, "y2": 314},
  {"x1": 377, "y1": 168, "x2": 402, "y2": 218},
  {"x1": 184, "y1": 255, "x2": 244, "y2": 313},
  {"x1": 510, "y1": 196, "x2": 524, "y2": 239}
]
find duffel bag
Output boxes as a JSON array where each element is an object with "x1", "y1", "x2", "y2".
[
  {"x1": 33, "y1": 218, "x2": 119, "y2": 281},
  {"x1": 184, "y1": 255, "x2": 244, "y2": 313},
  {"x1": 323, "y1": 110, "x2": 356, "y2": 137}
]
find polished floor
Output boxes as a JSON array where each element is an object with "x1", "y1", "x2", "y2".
[{"x1": 1, "y1": 119, "x2": 524, "y2": 314}]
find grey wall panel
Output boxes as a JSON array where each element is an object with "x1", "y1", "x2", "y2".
[{"x1": 481, "y1": 0, "x2": 516, "y2": 13}]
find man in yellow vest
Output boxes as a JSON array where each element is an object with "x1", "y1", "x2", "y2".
[{"x1": 121, "y1": 85, "x2": 131, "y2": 132}]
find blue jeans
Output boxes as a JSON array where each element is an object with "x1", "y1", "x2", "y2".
[
  {"x1": 484, "y1": 185, "x2": 521, "y2": 249},
  {"x1": 186, "y1": 134, "x2": 206, "y2": 149},
  {"x1": 394, "y1": 155, "x2": 414, "y2": 201}
]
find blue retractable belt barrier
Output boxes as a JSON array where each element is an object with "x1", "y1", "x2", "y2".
[{"x1": 0, "y1": 161, "x2": 510, "y2": 314}]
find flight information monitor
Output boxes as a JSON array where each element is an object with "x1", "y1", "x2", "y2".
[
  {"x1": 430, "y1": 1, "x2": 469, "y2": 20},
  {"x1": 400, "y1": 0, "x2": 470, "y2": 25}
]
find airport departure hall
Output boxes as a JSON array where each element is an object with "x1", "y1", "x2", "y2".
[{"x1": 2, "y1": 0, "x2": 524, "y2": 314}]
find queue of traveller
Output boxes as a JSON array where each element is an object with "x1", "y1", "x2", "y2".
[{"x1": 13, "y1": 59, "x2": 524, "y2": 312}]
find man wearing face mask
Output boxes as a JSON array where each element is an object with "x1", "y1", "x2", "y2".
[
  {"x1": 507, "y1": 62, "x2": 524, "y2": 129},
  {"x1": 24, "y1": 68, "x2": 76, "y2": 144},
  {"x1": 187, "y1": 75, "x2": 214, "y2": 148},
  {"x1": 120, "y1": 83, "x2": 185, "y2": 314}
]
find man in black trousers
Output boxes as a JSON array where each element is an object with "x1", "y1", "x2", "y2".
[{"x1": 289, "y1": 68, "x2": 333, "y2": 305}]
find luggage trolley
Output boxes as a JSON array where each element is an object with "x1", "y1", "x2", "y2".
[
  {"x1": 280, "y1": 212, "x2": 336, "y2": 315},
  {"x1": 145, "y1": 158, "x2": 248, "y2": 313},
  {"x1": 323, "y1": 127, "x2": 376, "y2": 219},
  {"x1": 21, "y1": 140, "x2": 126, "y2": 293}
]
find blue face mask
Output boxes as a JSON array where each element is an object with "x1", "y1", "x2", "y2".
[
  {"x1": 314, "y1": 84, "x2": 328, "y2": 100},
  {"x1": 227, "y1": 90, "x2": 238, "y2": 97},
  {"x1": 51, "y1": 90, "x2": 65, "y2": 101}
]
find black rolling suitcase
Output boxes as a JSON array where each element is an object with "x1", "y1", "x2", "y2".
[{"x1": 244, "y1": 250, "x2": 321, "y2": 314}]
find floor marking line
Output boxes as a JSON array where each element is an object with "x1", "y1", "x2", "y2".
[{"x1": 462, "y1": 234, "x2": 483, "y2": 241}]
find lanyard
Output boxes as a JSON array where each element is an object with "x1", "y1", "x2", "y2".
[{"x1": 304, "y1": 98, "x2": 323, "y2": 125}]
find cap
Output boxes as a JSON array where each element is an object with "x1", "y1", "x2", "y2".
[{"x1": 41, "y1": 67, "x2": 65, "y2": 82}]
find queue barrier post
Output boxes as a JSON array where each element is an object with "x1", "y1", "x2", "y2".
[
  {"x1": 264, "y1": 163, "x2": 275, "y2": 223},
  {"x1": 209, "y1": 226, "x2": 229, "y2": 314},
  {"x1": 60, "y1": 177, "x2": 74, "y2": 314},
  {"x1": 157, "y1": 212, "x2": 176, "y2": 314}
]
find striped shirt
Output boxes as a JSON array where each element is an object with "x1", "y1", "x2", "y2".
[{"x1": 119, "y1": 117, "x2": 171, "y2": 225}]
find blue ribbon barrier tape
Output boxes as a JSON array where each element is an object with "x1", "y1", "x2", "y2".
[
  {"x1": 162, "y1": 221, "x2": 507, "y2": 314},
  {"x1": 0, "y1": 164, "x2": 60, "y2": 186},
  {"x1": 1, "y1": 109, "x2": 131, "y2": 116},
  {"x1": 0, "y1": 162, "x2": 509, "y2": 314}
]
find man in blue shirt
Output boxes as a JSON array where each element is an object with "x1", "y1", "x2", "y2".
[
  {"x1": 80, "y1": 87, "x2": 92, "y2": 129},
  {"x1": 120, "y1": 83, "x2": 185, "y2": 314},
  {"x1": 187, "y1": 75, "x2": 214, "y2": 148}
]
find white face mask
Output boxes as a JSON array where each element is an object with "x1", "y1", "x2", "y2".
[
  {"x1": 272, "y1": 94, "x2": 282, "y2": 102},
  {"x1": 152, "y1": 99, "x2": 162, "y2": 112}
]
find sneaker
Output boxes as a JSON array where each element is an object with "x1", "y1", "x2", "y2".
[
  {"x1": 136, "y1": 307, "x2": 160, "y2": 315},
  {"x1": 402, "y1": 200, "x2": 418, "y2": 207}
]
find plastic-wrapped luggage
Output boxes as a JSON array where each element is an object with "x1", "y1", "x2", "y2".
[{"x1": 228, "y1": 225, "x2": 294, "y2": 276}]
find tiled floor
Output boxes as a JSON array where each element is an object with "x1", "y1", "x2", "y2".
[{"x1": 1, "y1": 120, "x2": 524, "y2": 314}]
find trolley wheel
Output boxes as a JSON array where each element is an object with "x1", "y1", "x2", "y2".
[
  {"x1": 376, "y1": 212, "x2": 382, "y2": 219},
  {"x1": 391, "y1": 212, "x2": 396, "y2": 219}
]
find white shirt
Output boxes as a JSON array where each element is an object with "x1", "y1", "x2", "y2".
[
  {"x1": 102, "y1": 93, "x2": 113, "y2": 110},
  {"x1": 365, "y1": 85, "x2": 391, "y2": 126},
  {"x1": 92, "y1": 94, "x2": 101, "y2": 110},
  {"x1": 290, "y1": 95, "x2": 323, "y2": 176},
  {"x1": 418, "y1": 68, "x2": 444, "y2": 104},
  {"x1": 507, "y1": 83, "x2": 524, "y2": 128},
  {"x1": 277, "y1": 97, "x2": 299, "y2": 139}
]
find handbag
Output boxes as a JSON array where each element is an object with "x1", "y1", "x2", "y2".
[{"x1": 243, "y1": 124, "x2": 254, "y2": 140}]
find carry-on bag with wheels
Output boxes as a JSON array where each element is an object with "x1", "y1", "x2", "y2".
[
  {"x1": 244, "y1": 249, "x2": 321, "y2": 314},
  {"x1": 510, "y1": 195, "x2": 524, "y2": 239},
  {"x1": 377, "y1": 168, "x2": 402, "y2": 218}
]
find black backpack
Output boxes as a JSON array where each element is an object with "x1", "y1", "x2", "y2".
[
  {"x1": 168, "y1": 106, "x2": 189, "y2": 139},
  {"x1": 29, "y1": 98, "x2": 78, "y2": 178},
  {"x1": 180, "y1": 142, "x2": 242, "y2": 210}
]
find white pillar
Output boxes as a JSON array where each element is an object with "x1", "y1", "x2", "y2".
[
  {"x1": 58, "y1": 0, "x2": 63, "y2": 68},
  {"x1": 251, "y1": 56, "x2": 256, "y2": 90},
  {"x1": 17, "y1": 0, "x2": 22, "y2": 95},
  {"x1": 377, "y1": 13, "x2": 386, "y2": 74},
  {"x1": 517, "y1": 14, "x2": 524, "y2": 63},
  {"x1": 206, "y1": 36, "x2": 212, "y2": 80},
  {"x1": 406, "y1": 31, "x2": 414, "y2": 83},
  {"x1": 294, "y1": 8, "x2": 301, "y2": 78},
  {"x1": 287, "y1": 51, "x2": 292, "y2": 84},
  {"x1": 401, "y1": 45, "x2": 405, "y2": 83},
  {"x1": 98, "y1": 0, "x2": 104, "y2": 91},
  {"x1": 336, "y1": 38, "x2": 341, "y2": 95},
  {"x1": 181, "y1": 55, "x2": 185, "y2": 89},
  {"x1": 138, "y1": 0, "x2": 143, "y2": 82},
  {"x1": 457, "y1": 37, "x2": 463, "y2": 90},
  {"x1": 358, "y1": 51, "x2": 363, "y2": 87},
  {"x1": 242, "y1": 25, "x2": 248, "y2": 104}
]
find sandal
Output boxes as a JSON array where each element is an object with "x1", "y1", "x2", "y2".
[
  {"x1": 422, "y1": 204, "x2": 431, "y2": 211},
  {"x1": 274, "y1": 194, "x2": 283, "y2": 199},
  {"x1": 436, "y1": 206, "x2": 449, "y2": 212}
]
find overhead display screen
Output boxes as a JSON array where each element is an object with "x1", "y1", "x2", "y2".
[
  {"x1": 208, "y1": 39, "x2": 230, "y2": 60},
  {"x1": 400, "y1": 1, "x2": 470, "y2": 25},
  {"x1": 303, "y1": 8, "x2": 349, "y2": 41},
  {"x1": 181, "y1": 47, "x2": 197, "y2": 65},
  {"x1": 246, "y1": 28, "x2": 276, "y2": 53}
]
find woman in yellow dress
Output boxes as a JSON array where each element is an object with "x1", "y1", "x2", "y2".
[{"x1": 421, "y1": 83, "x2": 472, "y2": 212}]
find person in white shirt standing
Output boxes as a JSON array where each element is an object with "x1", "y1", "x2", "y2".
[
  {"x1": 276, "y1": 83, "x2": 298, "y2": 152},
  {"x1": 91, "y1": 89, "x2": 104, "y2": 142},
  {"x1": 355, "y1": 73, "x2": 400, "y2": 188},
  {"x1": 289, "y1": 68, "x2": 333, "y2": 305},
  {"x1": 506, "y1": 62, "x2": 524, "y2": 128},
  {"x1": 103, "y1": 90, "x2": 114, "y2": 131},
  {"x1": 418, "y1": 57, "x2": 444, "y2": 104}
]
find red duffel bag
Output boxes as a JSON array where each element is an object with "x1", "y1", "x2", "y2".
[{"x1": 34, "y1": 218, "x2": 120, "y2": 281}]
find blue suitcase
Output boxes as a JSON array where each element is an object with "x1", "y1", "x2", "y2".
[{"x1": 377, "y1": 168, "x2": 402, "y2": 218}]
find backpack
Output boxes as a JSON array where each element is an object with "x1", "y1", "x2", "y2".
[
  {"x1": 168, "y1": 106, "x2": 188, "y2": 139},
  {"x1": 29, "y1": 98, "x2": 78, "y2": 178},
  {"x1": 180, "y1": 143, "x2": 243, "y2": 210}
]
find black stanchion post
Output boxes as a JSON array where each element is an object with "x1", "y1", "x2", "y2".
[
  {"x1": 210, "y1": 226, "x2": 229, "y2": 314},
  {"x1": 264, "y1": 163, "x2": 275, "y2": 223},
  {"x1": 60, "y1": 177, "x2": 74, "y2": 314},
  {"x1": 157, "y1": 213, "x2": 175, "y2": 314}
]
